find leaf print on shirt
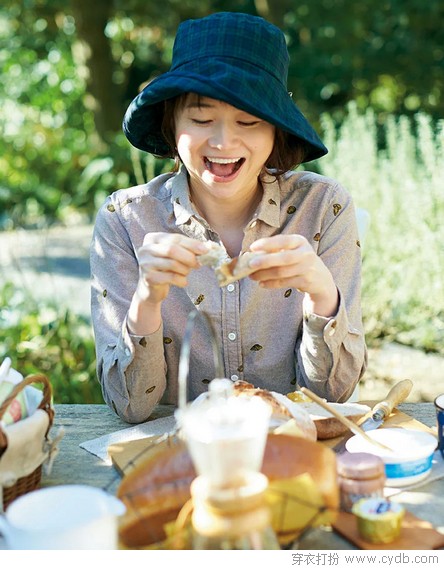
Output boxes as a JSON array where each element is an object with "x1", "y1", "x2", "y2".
[
  {"x1": 163, "y1": 337, "x2": 173, "y2": 345},
  {"x1": 121, "y1": 198, "x2": 133, "y2": 209},
  {"x1": 284, "y1": 289, "x2": 292, "y2": 298},
  {"x1": 287, "y1": 206, "x2": 296, "y2": 215},
  {"x1": 107, "y1": 204, "x2": 115, "y2": 212},
  {"x1": 194, "y1": 294, "x2": 205, "y2": 306},
  {"x1": 250, "y1": 344, "x2": 263, "y2": 351},
  {"x1": 313, "y1": 233, "x2": 321, "y2": 242},
  {"x1": 333, "y1": 203, "x2": 342, "y2": 216}
]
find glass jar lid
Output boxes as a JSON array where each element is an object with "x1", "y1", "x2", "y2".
[{"x1": 337, "y1": 452, "x2": 385, "y2": 480}]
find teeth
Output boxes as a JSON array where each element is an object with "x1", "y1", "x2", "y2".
[{"x1": 207, "y1": 157, "x2": 240, "y2": 164}]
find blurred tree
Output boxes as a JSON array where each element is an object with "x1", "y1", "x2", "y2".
[
  {"x1": 252, "y1": 0, "x2": 443, "y2": 122},
  {"x1": 0, "y1": 1, "x2": 100, "y2": 228},
  {"x1": 0, "y1": 0, "x2": 442, "y2": 229},
  {"x1": 71, "y1": 0, "x2": 123, "y2": 143}
]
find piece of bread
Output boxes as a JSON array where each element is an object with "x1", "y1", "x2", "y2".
[
  {"x1": 233, "y1": 381, "x2": 317, "y2": 441},
  {"x1": 214, "y1": 252, "x2": 260, "y2": 286},
  {"x1": 197, "y1": 242, "x2": 260, "y2": 287},
  {"x1": 117, "y1": 432, "x2": 338, "y2": 548},
  {"x1": 287, "y1": 400, "x2": 371, "y2": 440},
  {"x1": 196, "y1": 242, "x2": 229, "y2": 268},
  {"x1": 233, "y1": 381, "x2": 292, "y2": 419}
]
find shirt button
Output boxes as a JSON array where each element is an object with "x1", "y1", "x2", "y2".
[
  {"x1": 228, "y1": 332, "x2": 236, "y2": 341},
  {"x1": 227, "y1": 284, "x2": 235, "y2": 292},
  {"x1": 231, "y1": 374, "x2": 239, "y2": 381}
]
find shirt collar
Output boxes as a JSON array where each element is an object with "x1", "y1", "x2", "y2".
[
  {"x1": 256, "y1": 172, "x2": 281, "y2": 228},
  {"x1": 168, "y1": 166, "x2": 195, "y2": 226},
  {"x1": 168, "y1": 166, "x2": 281, "y2": 229}
]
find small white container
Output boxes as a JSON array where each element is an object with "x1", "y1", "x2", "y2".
[
  {"x1": 346, "y1": 428, "x2": 437, "y2": 487},
  {"x1": 0, "y1": 485, "x2": 125, "y2": 549}
]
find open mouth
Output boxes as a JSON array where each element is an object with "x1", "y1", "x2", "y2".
[{"x1": 204, "y1": 157, "x2": 245, "y2": 178}]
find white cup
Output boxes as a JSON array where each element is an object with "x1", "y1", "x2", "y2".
[{"x1": 0, "y1": 485, "x2": 125, "y2": 550}]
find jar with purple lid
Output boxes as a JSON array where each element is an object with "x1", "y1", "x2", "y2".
[{"x1": 337, "y1": 452, "x2": 386, "y2": 513}]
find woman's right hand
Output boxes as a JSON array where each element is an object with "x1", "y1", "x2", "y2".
[{"x1": 135, "y1": 232, "x2": 210, "y2": 304}]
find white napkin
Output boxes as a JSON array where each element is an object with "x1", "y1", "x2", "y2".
[{"x1": 79, "y1": 415, "x2": 177, "y2": 465}]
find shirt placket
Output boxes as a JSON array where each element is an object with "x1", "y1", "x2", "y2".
[{"x1": 221, "y1": 281, "x2": 242, "y2": 381}]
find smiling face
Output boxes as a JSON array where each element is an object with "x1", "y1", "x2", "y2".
[{"x1": 174, "y1": 94, "x2": 275, "y2": 205}]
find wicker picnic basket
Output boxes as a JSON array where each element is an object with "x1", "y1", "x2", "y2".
[{"x1": 0, "y1": 373, "x2": 54, "y2": 511}]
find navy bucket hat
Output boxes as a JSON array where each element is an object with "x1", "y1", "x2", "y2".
[{"x1": 123, "y1": 12, "x2": 328, "y2": 163}]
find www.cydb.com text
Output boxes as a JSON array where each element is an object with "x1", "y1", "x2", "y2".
[{"x1": 291, "y1": 552, "x2": 440, "y2": 566}]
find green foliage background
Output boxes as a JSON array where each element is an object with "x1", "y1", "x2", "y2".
[
  {"x1": 1, "y1": 1, "x2": 443, "y2": 403},
  {"x1": 2, "y1": 0, "x2": 443, "y2": 228}
]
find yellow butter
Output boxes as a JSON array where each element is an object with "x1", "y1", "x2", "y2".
[{"x1": 352, "y1": 498, "x2": 404, "y2": 544}]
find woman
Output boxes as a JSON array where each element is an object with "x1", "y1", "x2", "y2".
[{"x1": 90, "y1": 12, "x2": 367, "y2": 422}]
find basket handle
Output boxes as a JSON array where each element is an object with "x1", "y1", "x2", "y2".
[
  {"x1": 0, "y1": 373, "x2": 54, "y2": 452},
  {"x1": 177, "y1": 309, "x2": 224, "y2": 411}
]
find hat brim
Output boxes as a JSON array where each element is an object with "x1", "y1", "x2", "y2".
[{"x1": 123, "y1": 60, "x2": 327, "y2": 163}]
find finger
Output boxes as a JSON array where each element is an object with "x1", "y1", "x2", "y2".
[
  {"x1": 140, "y1": 267, "x2": 189, "y2": 289},
  {"x1": 249, "y1": 262, "x2": 297, "y2": 279},
  {"x1": 138, "y1": 252, "x2": 193, "y2": 277},
  {"x1": 140, "y1": 240, "x2": 210, "y2": 270},
  {"x1": 138, "y1": 243, "x2": 200, "y2": 270},
  {"x1": 256, "y1": 273, "x2": 308, "y2": 291},
  {"x1": 249, "y1": 248, "x2": 311, "y2": 272},
  {"x1": 250, "y1": 234, "x2": 307, "y2": 253},
  {"x1": 258, "y1": 278, "x2": 295, "y2": 290},
  {"x1": 143, "y1": 232, "x2": 209, "y2": 255}
]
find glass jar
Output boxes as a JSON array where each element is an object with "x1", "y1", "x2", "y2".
[{"x1": 337, "y1": 452, "x2": 386, "y2": 513}]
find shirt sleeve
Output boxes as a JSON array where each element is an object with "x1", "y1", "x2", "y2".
[
  {"x1": 295, "y1": 183, "x2": 368, "y2": 402},
  {"x1": 90, "y1": 197, "x2": 167, "y2": 423}
]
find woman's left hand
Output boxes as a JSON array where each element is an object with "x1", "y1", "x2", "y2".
[{"x1": 248, "y1": 234, "x2": 339, "y2": 317}]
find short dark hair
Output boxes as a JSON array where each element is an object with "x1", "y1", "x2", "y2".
[{"x1": 160, "y1": 94, "x2": 308, "y2": 175}]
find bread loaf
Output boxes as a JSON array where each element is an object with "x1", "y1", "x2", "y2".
[
  {"x1": 233, "y1": 381, "x2": 318, "y2": 441},
  {"x1": 285, "y1": 399, "x2": 371, "y2": 440},
  {"x1": 117, "y1": 432, "x2": 338, "y2": 548},
  {"x1": 117, "y1": 436, "x2": 193, "y2": 547},
  {"x1": 233, "y1": 381, "x2": 292, "y2": 419}
]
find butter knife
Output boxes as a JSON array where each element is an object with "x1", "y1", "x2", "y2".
[{"x1": 333, "y1": 378, "x2": 413, "y2": 454}]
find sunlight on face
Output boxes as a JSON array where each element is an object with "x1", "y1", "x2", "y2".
[{"x1": 174, "y1": 95, "x2": 275, "y2": 202}]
